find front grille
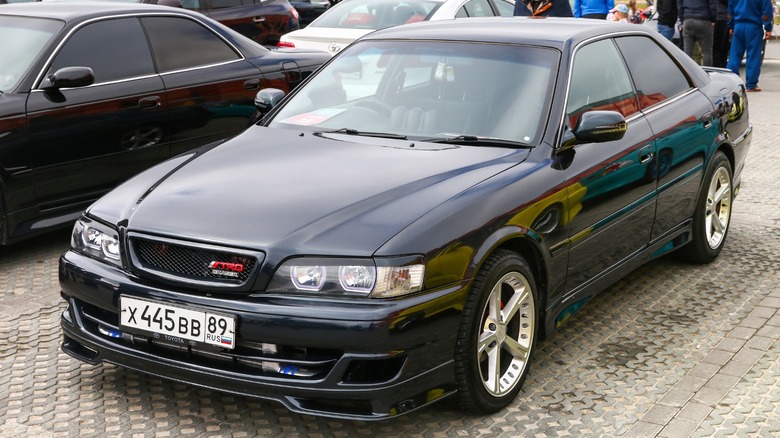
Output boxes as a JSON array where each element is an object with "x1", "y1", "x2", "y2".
[{"x1": 129, "y1": 235, "x2": 263, "y2": 288}]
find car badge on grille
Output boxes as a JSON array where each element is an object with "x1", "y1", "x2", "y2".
[{"x1": 208, "y1": 261, "x2": 244, "y2": 278}]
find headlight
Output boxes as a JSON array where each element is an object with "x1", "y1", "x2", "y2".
[
  {"x1": 268, "y1": 256, "x2": 425, "y2": 298},
  {"x1": 71, "y1": 217, "x2": 122, "y2": 266}
]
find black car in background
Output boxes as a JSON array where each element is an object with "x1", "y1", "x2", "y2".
[
  {"x1": 0, "y1": 2, "x2": 329, "y2": 244},
  {"x1": 10, "y1": 0, "x2": 303, "y2": 46},
  {"x1": 59, "y1": 18, "x2": 750, "y2": 419}
]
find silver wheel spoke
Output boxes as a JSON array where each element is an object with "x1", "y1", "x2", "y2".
[
  {"x1": 478, "y1": 329, "x2": 496, "y2": 355},
  {"x1": 486, "y1": 343, "x2": 501, "y2": 393},
  {"x1": 501, "y1": 287, "x2": 528, "y2": 324},
  {"x1": 712, "y1": 183, "x2": 730, "y2": 205},
  {"x1": 503, "y1": 336, "x2": 530, "y2": 361}
]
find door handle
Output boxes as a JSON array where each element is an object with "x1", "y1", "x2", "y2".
[
  {"x1": 253, "y1": 16, "x2": 266, "y2": 23},
  {"x1": 701, "y1": 113, "x2": 714, "y2": 129},
  {"x1": 244, "y1": 79, "x2": 260, "y2": 90},
  {"x1": 139, "y1": 96, "x2": 161, "y2": 109},
  {"x1": 639, "y1": 145, "x2": 654, "y2": 164}
]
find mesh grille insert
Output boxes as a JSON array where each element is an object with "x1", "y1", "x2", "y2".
[{"x1": 133, "y1": 238, "x2": 257, "y2": 283}]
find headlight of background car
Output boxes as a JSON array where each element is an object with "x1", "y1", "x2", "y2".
[
  {"x1": 268, "y1": 256, "x2": 425, "y2": 298},
  {"x1": 71, "y1": 217, "x2": 122, "y2": 267}
]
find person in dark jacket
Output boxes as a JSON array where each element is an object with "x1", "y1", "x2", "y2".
[
  {"x1": 712, "y1": 0, "x2": 731, "y2": 67},
  {"x1": 678, "y1": 0, "x2": 718, "y2": 65},
  {"x1": 514, "y1": 0, "x2": 574, "y2": 16},
  {"x1": 726, "y1": 0, "x2": 773, "y2": 91},
  {"x1": 573, "y1": 0, "x2": 615, "y2": 19},
  {"x1": 656, "y1": 0, "x2": 679, "y2": 41}
]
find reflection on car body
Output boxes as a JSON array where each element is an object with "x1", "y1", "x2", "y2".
[
  {"x1": 0, "y1": 2, "x2": 329, "y2": 244},
  {"x1": 59, "y1": 18, "x2": 751, "y2": 420}
]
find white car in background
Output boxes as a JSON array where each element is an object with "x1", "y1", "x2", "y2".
[{"x1": 277, "y1": 0, "x2": 515, "y2": 54}]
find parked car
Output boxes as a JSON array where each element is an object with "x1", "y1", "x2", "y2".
[
  {"x1": 60, "y1": 17, "x2": 751, "y2": 420},
  {"x1": 290, "y1": 0, "x2": 330, "y2": 27},
  {"x1": 277, "y1": 0, "x2": 515, "y2": 54},
  {"x1": 32, "y1": 0, "x2": 301, "y2": 46},
  {"x1": 0, "y1": 2, "x2": 329, "y2": 244}
]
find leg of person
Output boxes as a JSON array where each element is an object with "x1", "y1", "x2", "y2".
[
  {"x1": 683, "y1": 19, "x2": 696, "y2": 59},
  {"x1": 726, "y1": 24, "x2": 747, "y2": 76},
  {"x1": 713, "y1": 20, "x2": 730, "y2": 68},
  {"x1": 743, "y1": 22, "x2": 765, "y2": 90},
  {"x1": 694, "y1": 41, "x2": 703, "y2": 65},
  {"x1": 692, "y1": 19, "x2": 714, "y2": 66}
]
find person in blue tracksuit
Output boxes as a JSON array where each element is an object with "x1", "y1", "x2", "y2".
[
  {"x1": 726, "y1": 0, "x2": 774, "y2": 91},
  {"x1": 573, "y1": 0, "x2": 616, "y2": 19},
  {"x1": 514, "y1": 0, "x2": 574, "y2": 16}
]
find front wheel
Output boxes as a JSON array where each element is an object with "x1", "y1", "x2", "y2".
[
  {"x1": 677, "y1": 151, "x2": 733, "y2": 263},
  {"x1": 454, "y1": 250, "x2": 538, "y2": 413}
]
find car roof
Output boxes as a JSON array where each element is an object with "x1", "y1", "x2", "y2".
[
  {"x1": 0, "y1": 1, "x2": 198, "y2": 21},
  {"x1": 360, "y1": 16, "x2": 651, "y2": 50}
]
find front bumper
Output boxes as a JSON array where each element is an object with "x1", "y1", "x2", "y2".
[{"x1": 59, "y1": 250, "x2": 467, "y2": 420}]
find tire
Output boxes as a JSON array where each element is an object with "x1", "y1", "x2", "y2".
[
  {"x1": 454, "y1": 249, "x2": 538, "y2": 413},
  {"x1": 677, "y1": 151, "x2": 733, "y2": 263}
]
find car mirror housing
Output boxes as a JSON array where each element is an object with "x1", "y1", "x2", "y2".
[
  {"x1": 254, "y1": 88, "x2": 287, "y2": 114},
  {"x1": 572, "y1": 110, "x2": 628, "y2": 144},
  {"x1": 45, "y1": 66, "x2": 95, "y2": 89}
]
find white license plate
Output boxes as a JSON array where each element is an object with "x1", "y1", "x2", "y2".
[{"x1": 119, "y1": 296, "x2": 235, "y2": 349}]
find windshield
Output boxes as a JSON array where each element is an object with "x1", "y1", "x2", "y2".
[
  {"x1": 0, "y1": 16, "x2": 63, "y2": 92},
  {"x1": 269, "y1": 40, "x2": 559, "y2": 146},
  {"x1": 310, "y1": 0, "x2": 442, "y2": 29}
]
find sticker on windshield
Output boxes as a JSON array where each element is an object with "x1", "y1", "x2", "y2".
[{"x1": 281, "y1": 108, "x2": 347, "y2": 126}]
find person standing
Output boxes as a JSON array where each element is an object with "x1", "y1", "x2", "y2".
[
  {"x1": 514, "y1": 0, "x2": 574, "y2": 16},
  {"x1": 726, "y1": 0, "x2": 773, "y2": 91},
  {"x1": 656, "y1": 0, "x2": 679, "y2": 41},
  {"x1": 713, "y1": 0, "x2": 731, "y2": 67},
  {"x1": 574, "y1": 0, "x2": 615, "y2": 19},
  {"x1": 678, "y1": 0, "x2": 718, "y2": 65},
  {"x1": 611, "y1": 3, "x2": 631, "y2": 21}
]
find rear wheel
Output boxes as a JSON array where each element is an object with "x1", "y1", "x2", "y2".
[
  {"x1": 677, "y1": 151, "x2": 733, "y2": 263},
  {"x1": 454, "y1": 249, "x2": 538, "y2": 413}
]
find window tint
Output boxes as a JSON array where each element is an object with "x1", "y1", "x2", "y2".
[
  {"x1": 566, "y1": 39, "x2": 638, "y2": 127},
  {"x1": 615, "y1": 36, "x2": 692, "y2": 108},
  {"x1": 48, "y1": 18, "x2": 155, "y2": 84},
  {"x1": 141, "y1": 17, "x2": 241, "y2": 72}
]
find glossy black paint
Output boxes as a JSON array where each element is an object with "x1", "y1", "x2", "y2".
[
  {"x1": 59, "y1": 18, "x2": 751, "y2": 419},
  {"x1": 0, "y1": 2, "x2": 329, "y2": 244}
]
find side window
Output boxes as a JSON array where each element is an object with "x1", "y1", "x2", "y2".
[
  {"x1": 493, "y1": 0, "x2": 516, "y2": 16},
  {"x1": 615, "y1": 36, "x2": 692, "y2": 108},
  {"x1": 141, "y1": 17, "x2": 241, "y2": 72},
  {"x1": 460, "y1": 0, "x2": 495, "y2": 16},
  {"x1": 48, "y1": 18, "x2": 155, "y2": 84},
  {"x1": 180, "y1": 0, "x2": 202, "y2": 10},
  {"x1": 566, "y1": 39, "x2": 639, "y2": 127},
  {"x1": 210, "y1": 0, "x2": 244, "y2": 8}
]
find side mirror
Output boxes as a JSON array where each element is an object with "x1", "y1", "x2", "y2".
[
  {"x1": 254, "y1": 88, "x2": 286, "y2": 114},
  {"x1": 45, "y1": 66, "x2": 95, "y2": 89},
  {"x1": 565, "y1": 110, "x2": 627, "y2": 147}
]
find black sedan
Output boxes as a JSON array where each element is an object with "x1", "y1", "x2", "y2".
[
  {"x1": 0, "y1": 2, "x2": 329, "y2": 244},
  {"x1": 59, "y1": 18, "x2": 751, "y2": 420}
]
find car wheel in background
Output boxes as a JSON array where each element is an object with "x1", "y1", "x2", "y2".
[
  {"x1": 677, "y1": 151, "x2": 733, "y2": 263},
  {"x1": 454, "y1": 249, "x2": 538, "y2": 413}
]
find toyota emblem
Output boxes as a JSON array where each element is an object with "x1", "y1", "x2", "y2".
[{"x1": 327, "y1": 43, "x2": 342, "y2": 53}]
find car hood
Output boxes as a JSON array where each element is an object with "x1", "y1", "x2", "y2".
[
  {"x1": 90, "y1": 127, "x2": 528, "y2": 255},
  {"x1": 281, "y1": 27, "x2": 372, "y2": 54}
]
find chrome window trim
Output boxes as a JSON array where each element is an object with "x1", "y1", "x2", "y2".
[{"x1": 32, "y1": 12, "x2": 247, "y2": 91}]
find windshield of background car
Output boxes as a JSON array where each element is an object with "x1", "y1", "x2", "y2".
[
  {"x1": 0, "y1": 16, "x2": 63, "y2": 92},
  {"x1": 269, "y1": 40, "x2": 559, "y2": 145},
  {"x1": 310, "y1": 0, "x2": 442, "y2": 29}
]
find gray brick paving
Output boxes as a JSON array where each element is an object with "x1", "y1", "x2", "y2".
[{"x1": 2, "y1": 43, "x2": 780, "y2": 438}]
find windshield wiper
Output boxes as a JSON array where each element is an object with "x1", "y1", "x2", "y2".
[
  {"x1": 424, "y1": 135, "x2": 532, "y2": 148},
  {"x1": 316, "y1": 128, "x2": 408, "y2": 140}
]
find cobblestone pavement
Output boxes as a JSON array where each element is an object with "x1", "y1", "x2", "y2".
[{"x1": 2, "y1": 45, "x2": 780, "y2": 438}]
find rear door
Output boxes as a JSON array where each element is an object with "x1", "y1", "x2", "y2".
[
  {"x1": 140, "y1": 16, "x2": 265, "y2": 156},
  {"x1": 614, "y1": 35, "x2": 718, "y2": 240},
  {"x1": 26, "y1": 17, "x2": 167, "y2": 214}
]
